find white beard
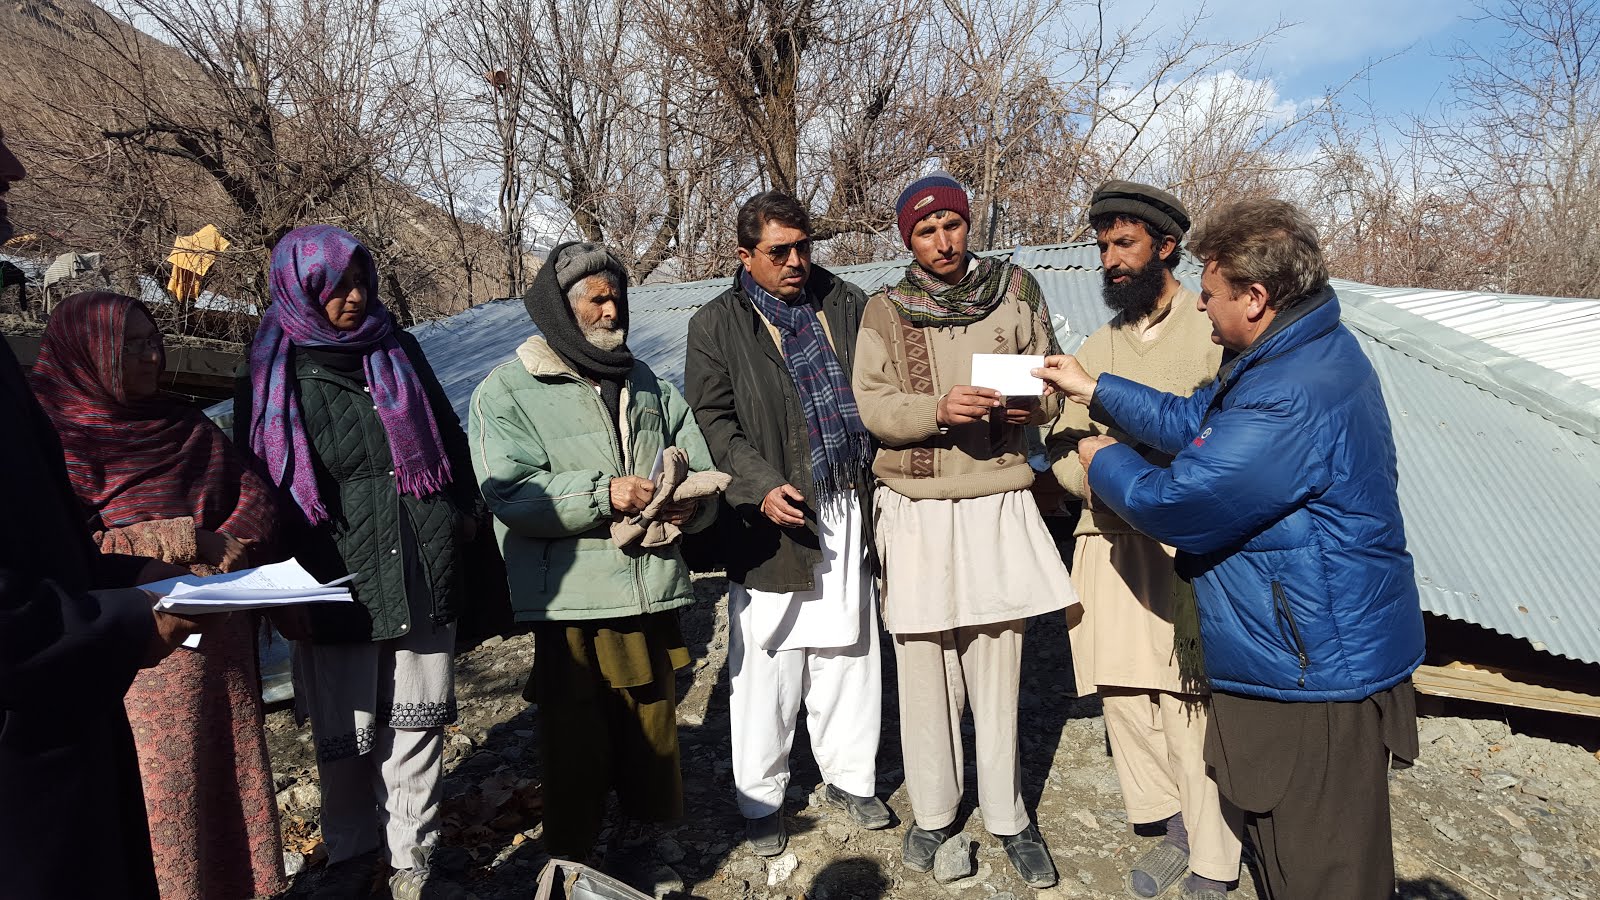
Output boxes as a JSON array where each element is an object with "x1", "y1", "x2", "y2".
[{"x1": 584, "y1": 325, "x2": 627, "y2": 351}]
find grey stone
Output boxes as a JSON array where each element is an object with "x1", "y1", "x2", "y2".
[
  {"x1": 1493, "y1": 804, "x2": 1529, "y2": 831},
  {"x1": 282, "y1": 851, "x2": 306, "y2": 878},
  {"x1": 1418, "y1": 719, "x2": 1452, "y2": 745},
  {"x1": 934, "y1": 833, "x2": 976, "y2": 884},
  {"x1": 478, "y1": 635, "x2": 505, "y2": 649},
  {"x1": 1521, "y1": 777, "x2": 1555, "y2": 801},
  {"x1": 278, "y1": 782, "x2": 320, "y2": 810},
  {"x1": 1431, "y1": 818, "x2": 1463, "y2": 842},
  {"x1": 1446, "y1": 719, "x2": 1483, "y2": 751},
  {"x1": 656, "y1": 838, "x2": 686, "y2": 864},
  {"x1": 1473, "y1": 719, "x2": 1512, "y2": 743},
  {"x1": 824, "y1": 823, "x2": 852, "y2": 843},
  {"x1": 1481, "y1": 771, "x2": 1520, "y2": 791},
  {"x1": 1069, "y1": 809, "x2": 1099, "y2": 830},
  {"x1": 1520, "y1": 850, "x2": 1548, "y2": 869},
  {"x1": 766, "y1": 852, "x2": 799, "y2": 886},
  {"x1": 727, "y1": 856, "x2": 762, "y2": 879}
]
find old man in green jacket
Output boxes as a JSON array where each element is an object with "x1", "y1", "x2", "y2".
[{"x1": 469, "y1": 242, "x2": 720, "y2": 865}]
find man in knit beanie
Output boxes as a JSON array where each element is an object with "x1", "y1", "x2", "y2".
[
  {"x1": 854, "y1": 171, "x2": 1075, "y2": 888},
  {"x1": 1045, "y1": 181, "x2": 1242, "y2": 900}
]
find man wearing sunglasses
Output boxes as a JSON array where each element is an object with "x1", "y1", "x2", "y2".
[{"x1": 686, "y1": 191, "x2": 889, "y2": 857}]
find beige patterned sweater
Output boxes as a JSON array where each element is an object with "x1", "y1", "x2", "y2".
[{"x1": 854, "y1": 273, "x2": 1061, "y2": 500}]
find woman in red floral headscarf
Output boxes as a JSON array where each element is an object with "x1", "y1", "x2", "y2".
[{"x1": 30, "y1": 291, "x2": 286, "y2": 900}]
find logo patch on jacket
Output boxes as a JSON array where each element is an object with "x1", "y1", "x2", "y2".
[{"x1": 1193, "y1": 426, "x2": 1213, "y2": 447}]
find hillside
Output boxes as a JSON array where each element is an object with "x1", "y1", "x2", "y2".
[{"x1": 0, "y1": 0, "x2": 512, "y2": 338}]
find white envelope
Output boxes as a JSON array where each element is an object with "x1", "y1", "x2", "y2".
[{"x1": 970, "y1": 354, "x2": 1047, "y2": 396}]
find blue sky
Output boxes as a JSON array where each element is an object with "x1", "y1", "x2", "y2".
[{"x1": 1177, "y1": 0, "x2": 1494, "y2": 120}]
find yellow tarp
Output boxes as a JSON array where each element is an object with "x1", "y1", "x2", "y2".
[{"x1": 166, "y1": 224, "x2": 230, "y2": 303}]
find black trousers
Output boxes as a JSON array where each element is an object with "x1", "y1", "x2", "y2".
[{"x1": 1204, "y1": 682, "x2": 1417, "y2": 900}]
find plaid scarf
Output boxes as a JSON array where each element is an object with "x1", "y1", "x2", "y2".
[
  {"x1": 886, "y1": 254, "x2": 1025, "y2": 326},
  {"x1": 740, "y1": 270, "x2": 871, "y2": 500},
  {"x1": 246, "y1": 226, "x2": 451, "y2": 524}
]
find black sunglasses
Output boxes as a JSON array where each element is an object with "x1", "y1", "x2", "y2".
[{"x1": 755, "y1": 239, "x2": 813, "y2": 265}]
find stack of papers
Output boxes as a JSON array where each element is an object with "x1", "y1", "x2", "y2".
[{"x1": 141, "y1": 559, "x2": 356, "y2": 614}]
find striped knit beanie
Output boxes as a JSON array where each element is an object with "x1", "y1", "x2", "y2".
[{"x1": 896, "y1": 171, "x2": 970, "y2": 247}]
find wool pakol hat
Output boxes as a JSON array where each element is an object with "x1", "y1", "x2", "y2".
[
  {"x1": 1089, "y1": 180, "x2": 1191, "y2": 240},
  {"x1": 896, "y1": 171, "x2": 971, "y2": 247},
  {"x1": 551, "y1": 242, "x2": 628, "y2": 294}
]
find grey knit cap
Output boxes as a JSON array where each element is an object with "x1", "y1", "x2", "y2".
[
  {"x1": 1089, "y1": 180, "x2": 1191, "y2": 239},
  {"x1": 552, "y1": 242, "x2": 628, "y2": 293}
]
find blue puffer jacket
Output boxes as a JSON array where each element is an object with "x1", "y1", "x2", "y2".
[{"x1": 1086, "y1": 288, "x2": 1425, "y2": 702}]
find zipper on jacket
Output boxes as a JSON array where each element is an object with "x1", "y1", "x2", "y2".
[
  {"x1": 577, "y1": 373, "x2": 650, "y2": 613},
  {"x1": 540, "y1": 542, "x2": 553, "y2": 593},
  {"x1": 1271, "y1": 580, "x2": 1311, "y2": 687}
]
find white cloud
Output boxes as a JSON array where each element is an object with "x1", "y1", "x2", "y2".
[{"x1": 1091, "y1": 0, "x2": 1462, "y2": 79}]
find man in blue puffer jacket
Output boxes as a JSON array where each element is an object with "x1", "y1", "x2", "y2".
[{"x1": 1035, "y1": 198, "x2": 1424, "y2": 900}]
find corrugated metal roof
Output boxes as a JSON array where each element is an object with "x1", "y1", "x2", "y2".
[
  {"x1": 206, "y1": 242, "x2": 1600, "y2": 667},
  {"x1": 1352, "y1": 325, "x2": 1600, "y2": 664},
  {"x1": 1332, "y1": 279, "x2": 1600, "y2": 393}
]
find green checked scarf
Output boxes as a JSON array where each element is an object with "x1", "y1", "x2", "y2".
[{"x1": 886, "y1": 254, "x2": 1041, "y2": 327}]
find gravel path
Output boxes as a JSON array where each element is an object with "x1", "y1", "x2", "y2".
[{"x1": 266, "y1": 575, "x2": 1600, "y2": 899}]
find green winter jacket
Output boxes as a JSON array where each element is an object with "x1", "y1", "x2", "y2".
[
  {"x1": 468, "y1": 336, "x2": 717, "y2": 622},
  {"x1": 233, "y1": 332, "x2": 482, "y2": 643}
]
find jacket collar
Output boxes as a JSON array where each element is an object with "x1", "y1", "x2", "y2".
[
  {"x1": 516, "y1": 335, "x2": 583, "y2": 379},
  {"x1": 731, "y1": 263, "x2": 843, "y2": 309},
  {"x1": 1216, "y1": 285, "x2": 1340, "y2": 386}
]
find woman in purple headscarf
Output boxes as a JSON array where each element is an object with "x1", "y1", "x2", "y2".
[{"x1": 235, "y1": 226, "x2": 483, "y2": 899}]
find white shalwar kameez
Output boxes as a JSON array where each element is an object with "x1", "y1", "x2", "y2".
[{"x1": 728, "y1": 496, "x2": 880, "y2": 818}]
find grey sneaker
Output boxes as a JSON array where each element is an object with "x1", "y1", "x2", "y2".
[
  {"x1": 1128, "y1": 841, "x2": 1189, "y2": 897},
  {"x1": 388, "y1": 846, "x2": 479, "y2": 900}
]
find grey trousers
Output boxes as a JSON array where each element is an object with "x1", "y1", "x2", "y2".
[{"x1": 319, "y1": 723, "x2": 445, "y2": 869}]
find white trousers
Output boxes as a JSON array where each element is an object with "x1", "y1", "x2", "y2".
[
  {"x1": 319, "y1": 723, "x2": 444, "y2": 869},
  {"x1": 727, "y1": 498, "x2": 881, "y2": 818},
  {"x1": 729, "y1": 587, "x2": 881, "y2": 817}
]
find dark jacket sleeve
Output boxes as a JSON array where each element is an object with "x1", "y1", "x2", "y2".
[
  {"x1": 684, "y1": 305, "x2": 788, "y2": 511},
  {"x1": 0, "y1": 570, "x2": 153, "y2": 710},
  {"x1": 1, "y1": 349, "x2": 153, "y2": 708}
]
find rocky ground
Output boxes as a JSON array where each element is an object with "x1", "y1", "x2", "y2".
[{"x1": 265, "y1": 575, "x2": 1600, "y2": 899}]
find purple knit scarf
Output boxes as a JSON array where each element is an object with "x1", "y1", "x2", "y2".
[{"x1": 246, "y1": 225, "x2": 451, "y2": 524}]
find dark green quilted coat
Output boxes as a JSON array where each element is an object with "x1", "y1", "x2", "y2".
[{"x1": 236, "y1": 332, "x2": 481, "y2": 643}]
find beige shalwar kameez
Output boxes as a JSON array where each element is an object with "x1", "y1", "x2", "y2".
[{"x1": 1048, "y1": 289, "x2": 1242, "y2": 881}]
